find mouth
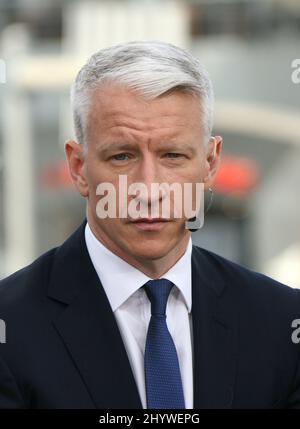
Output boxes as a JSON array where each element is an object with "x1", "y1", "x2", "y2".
[{"x1": 129, "y1": 218, "x2": 171, "y2": 231}]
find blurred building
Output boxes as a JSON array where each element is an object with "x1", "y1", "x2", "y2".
[{"x1": 0, "y1": 0, "x2": 299, "y2": 287}]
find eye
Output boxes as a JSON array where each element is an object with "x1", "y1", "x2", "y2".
[
  {"x1": 165, "y1": 153, "x2": 184, "y2": 159},
  {"x1": 111, "y1": 153, "x2": 130, "y2": 161}
]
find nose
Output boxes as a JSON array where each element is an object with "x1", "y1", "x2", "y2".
[{"x1": 131, "y1": 155, "x2": 166, "y2": 212}]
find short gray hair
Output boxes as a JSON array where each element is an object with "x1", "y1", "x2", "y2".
[{"x1": 70, "y1": 40, "x2": 214, "y2": 145}]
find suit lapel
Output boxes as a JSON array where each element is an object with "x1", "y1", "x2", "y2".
[
  {"x1": 47, "y1": 220, "x2": 142, "y2": 409},
  {"x1": 192, "y1": 246, "x2": 239, "y2": 409}
]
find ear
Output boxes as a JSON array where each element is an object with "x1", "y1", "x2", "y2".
[
  {"x1": 203, "y1": 135, "x2": 223, "y2": 191},
  {"x1": 65, "y1": 139, "x2": 89, "y2": 197}
]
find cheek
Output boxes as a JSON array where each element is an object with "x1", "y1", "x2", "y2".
[
  {"x1": 86, "y1": 160, "x2": 111, "y2": 192},
  {"x1": 175, "y1": 166, "x2": 204, "y2": 186}
]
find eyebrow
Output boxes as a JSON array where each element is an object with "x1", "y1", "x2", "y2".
[{"x1": 97, "y1": 143, "x2": 138, "y2": 157}]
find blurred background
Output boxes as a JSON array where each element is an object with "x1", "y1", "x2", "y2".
[{"x1": 0, "y1": 0, "x2": 299, "y2": 287}]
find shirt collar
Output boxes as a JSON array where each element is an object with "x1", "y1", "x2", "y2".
[{"x1": 85, "y1": 222, "x2": 192, "y2": 313}]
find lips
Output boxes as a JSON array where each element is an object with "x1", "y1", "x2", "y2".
[
  {"x1": 131, "y1": 218, "x2": 169, "y2": 223},
  {"x1": 130, "y1": 218, "x2": 170, "y2": 231}
]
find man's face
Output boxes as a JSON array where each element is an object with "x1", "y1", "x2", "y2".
[{"x1": 67, "y1": 83, "x2": 220, "y2": 262}]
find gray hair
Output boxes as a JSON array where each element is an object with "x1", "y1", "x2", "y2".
[{"x1": 70, "y1": 40, "x2": 214, "y2": 145}]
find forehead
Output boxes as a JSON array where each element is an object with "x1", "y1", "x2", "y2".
[{"x1": 86, "y1": 83, "x2": 203, "y2": 138}]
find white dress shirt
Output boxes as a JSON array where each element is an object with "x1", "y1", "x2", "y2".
[{"x1": 84, "y1": 222, "x2": 194, "y2": 408}]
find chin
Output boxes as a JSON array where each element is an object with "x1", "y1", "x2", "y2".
[{"x1": 127, "y1": 240, "x2": 174, "y2": 260}]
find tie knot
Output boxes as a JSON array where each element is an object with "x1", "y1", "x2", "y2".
[{"x1": 144, "y1": 278, "x2": 174, "y2": 316}]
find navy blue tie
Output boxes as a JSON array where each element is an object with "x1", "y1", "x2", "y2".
[{"x1": 144, "y1": 278, "x2": 185, "y2": 409}]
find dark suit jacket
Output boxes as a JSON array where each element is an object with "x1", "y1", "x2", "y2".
[{"x1": 0, "y1": 219, "x2": 300, "y2": 409}]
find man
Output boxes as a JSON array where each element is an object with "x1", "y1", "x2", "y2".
[{"x1": 0, "y1": 41, "x2": 300, "y2": 409}]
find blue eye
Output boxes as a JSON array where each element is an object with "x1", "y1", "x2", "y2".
[
  {"x1": 112, "y1": 153, "x2": 129, "y2": 161},
  {"x1": 165, "y1": 153, "x2": 183, "y2": 158}
]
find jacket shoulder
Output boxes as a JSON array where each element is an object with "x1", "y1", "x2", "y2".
[
  {"x1": 0, "y1": 248, "x2": 58, "y2": 312},
  {"x1": 192, "y1": 244, "x2": 300, "y2": 305}
]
